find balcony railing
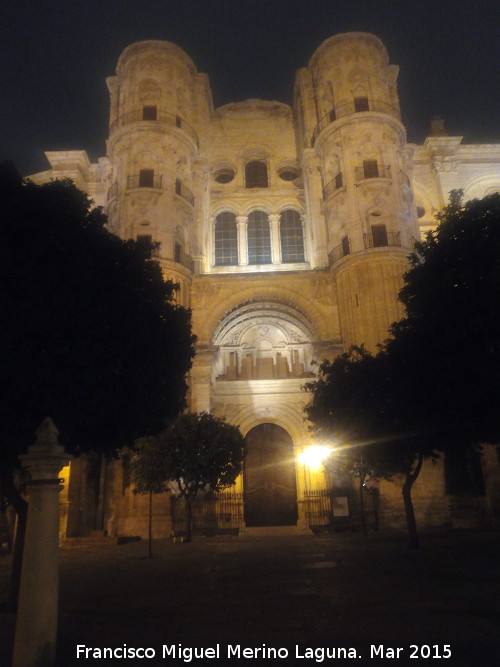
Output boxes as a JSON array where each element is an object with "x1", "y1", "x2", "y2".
[
  {"x1": 171, "y1": 247, "x2": 195, "y2": 273},
  {"x1": 323, "y1": 172, "x2": 344, "y2": 199},
  {"x1": 355, "y1": 164, "x2": 391, "y2": 181},
  {"x1": 175, "y1": 179, "x2": 195, "y2": 207},
  {"x1": 127, "y1": 174, "x2": 163, "y2": 190},
  {"x1": 363, "y1": 230, "x2": 401, "y2": 249},
  {"x1": 312, "y1": 99, "x2": 401, "y2": 144},
  {"x1": 328, "y1": 236, "x2": 351, "y2": 265},
  {"x1": 109, "y1": 109, "x2": 199, "y2": 147}
]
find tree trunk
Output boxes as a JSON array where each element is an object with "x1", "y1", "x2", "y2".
[
  {"x1": 358, "y1": 475, "x2": 367, "y2": 536},
  {"x1": 402, "y1": 452, "x2": 424, "y2": 550},
  {"x1": 148, "y1": 491, "x2": 153, "y2": 558},
  {"x1": 185, "y1": 497, "x2": 192, "y2": 543}
]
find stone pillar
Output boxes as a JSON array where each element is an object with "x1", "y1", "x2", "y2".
[
  {"x1": 12, "y1": 418, "x2": 71, "y2": 667},
  {"x1": 236, "y1": 216, "x2": 248, "y2": 265},
  {"x1": 269, "y1": 214, "x2": 281, "y2": 264}
]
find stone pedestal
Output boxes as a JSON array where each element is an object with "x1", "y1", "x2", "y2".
[{"x1": 12, "y1": 418, "x2": 71, "y2": 667}]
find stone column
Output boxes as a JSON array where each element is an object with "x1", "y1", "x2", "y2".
[
  {"x1": 12, "y1": 418, "x2": 71, "y2": 667},
  {"x1": 269, "y1": 214, "x2": 281, "y2": 264},
  {"x1": 236, "y1": 216, "x2": 248, "y2": 265}
]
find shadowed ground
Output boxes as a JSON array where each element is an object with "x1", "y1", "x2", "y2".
[{"x1": 1, "y1": 529, "x2": 499, "y2": 666}]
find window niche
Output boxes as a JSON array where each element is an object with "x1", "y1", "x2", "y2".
[
  {"x1": 142, "y1": 105, "x2": 157, "y2": 121},
  {"x1": 363, "y1": 159, "x2": 379, "y2": 179},
  {"x1": 245, "y1": 160, "x2": 268, "y2": 188},
  {"x1": 280, "y1": 210, "x2": 305, "y2": 263},
  {"x1": 139, "y1": 169, "x2": 155, "y2": 187},
  {"x1": 247, "y1": 210, "x2": 272, "y2": 264},
  {"x1": 371, "y1": 224, "x2": 388, "y2": 247},
  {"x1": 354, "y1": 96, "x2": 369, "y2": 112},
  {"x1": 341, "y1": 235, "x2": 350, "y2": 256},
  {"x1": 214, "y1": 211, "x2": 238, "y2": 266}
]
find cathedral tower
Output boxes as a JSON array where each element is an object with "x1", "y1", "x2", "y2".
[
  {"x1": 105, "y1": 41, "x2": 212, "y2": 306},
  {"x1": 295, "y1": 32, "x2": 420, "y2": 350}
]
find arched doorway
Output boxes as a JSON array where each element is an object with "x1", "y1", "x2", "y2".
[{"x1": 244, "y1": 424, "x2": 298, "y2": 526}]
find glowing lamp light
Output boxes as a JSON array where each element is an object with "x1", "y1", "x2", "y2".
[{"x1": 298, "y1": 445, "x2": 333, "y2": 472}]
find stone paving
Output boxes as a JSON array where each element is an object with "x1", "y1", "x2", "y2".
[{"x1": 1, "y1": 529, "x2": 499, "y2": 666}]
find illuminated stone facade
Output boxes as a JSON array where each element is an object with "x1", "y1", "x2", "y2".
[{"x1": 32, "y1": 33, "x2": 500, "y2": 537}]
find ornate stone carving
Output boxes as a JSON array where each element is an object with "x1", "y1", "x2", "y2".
[
  {"x1": 312, "y1": 278, "x2": 336, "y2": 306},
  {"x1": 193, "y1": 281, "x2": 220, "y2": 307}
]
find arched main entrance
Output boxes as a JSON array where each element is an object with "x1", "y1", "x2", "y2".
[{"x1": 244, "y1": 424, "x2": 298, "y2": 526}]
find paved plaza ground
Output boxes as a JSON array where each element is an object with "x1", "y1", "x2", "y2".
[{"x1": 1, "y1": 529, "x2": 499, "y2": 666}]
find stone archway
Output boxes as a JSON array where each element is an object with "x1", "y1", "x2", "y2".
[{"x1": 244, "y1": 423, "x2": 298, "y2": 527}]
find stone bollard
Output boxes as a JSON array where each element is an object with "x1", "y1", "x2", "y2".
[{"x1": 12, "y1": 418, "x2": 71, "y2": 667}]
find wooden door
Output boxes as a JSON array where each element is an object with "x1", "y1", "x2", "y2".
[{"x1": 244, "y1": 423, "x2": 298, "y2": 526}]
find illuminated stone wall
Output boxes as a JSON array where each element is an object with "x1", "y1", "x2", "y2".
[{"x1": 30, "y1": 32, "x2": 500, "y2": 537}]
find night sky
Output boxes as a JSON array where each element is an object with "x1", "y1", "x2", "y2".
[{"x1": 2, "y1": 0, "x2": 499, "y2": 176}]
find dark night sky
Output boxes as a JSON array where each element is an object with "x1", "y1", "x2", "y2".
[{"x1": 2, "y1": 0, "x2": 499, "y2": 176}]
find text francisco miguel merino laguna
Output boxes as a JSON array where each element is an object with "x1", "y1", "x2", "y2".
[{"x1": 77, "y1": 643, "x2": 449, "y2": 661}]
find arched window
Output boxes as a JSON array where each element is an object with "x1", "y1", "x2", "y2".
[
  {"x1": 280, "y1": 210, "x2": 305, "y2": 263},
  {"x1": 214, "y1": 212, "x2": 238, "y2": 266},
  {"x1": 245, "y1": 160, "x2": 268, "y2": 188},
  {"x1": 247, "y1": 210, "x2": 272, "y2": 264}
]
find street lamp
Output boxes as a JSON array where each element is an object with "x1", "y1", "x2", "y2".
[{"x1": 298, "y1": 445, "x2": 333, "y2": 472}]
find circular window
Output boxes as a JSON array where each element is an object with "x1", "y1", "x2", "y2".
[
  {"x1": 278, "y1": 164, "x2": 300, "y2": 182},
  {"x1": 279, "y1": 169, "x2": 298, "y2": 181},
  {"x1": 213, "y1": 165, "x2": 236, "y2": 184}
]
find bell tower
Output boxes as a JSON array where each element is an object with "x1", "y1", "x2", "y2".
[
  {"x1": 296, "y1": 32, "x2": 419, "y2": 350},
  {"x1": 105, "y1": 40, "x2": 211, "y2": 306}
]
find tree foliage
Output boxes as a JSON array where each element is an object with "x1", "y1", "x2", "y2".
[
  {"x1": 133, "y1": 413, "x2": 245, "y2": 541},
  {"x1": 0, "y1": 163, "x2": 195, "y2": 471},
  {"x1": 305, "y1": 192, "x2": 500, "y2": 547},
  {"x1": 305, "y1": 346, "x2": 435, "y2": 545},
  {"x1": 0, "y1": 162, "x2": 195, "y2": 598},
  {"x1": 158, "y1": 413, "x2": 245, "y2": 499},
  {"x1": 388, "y1": 191, "x2": 500, "y2": 449}
]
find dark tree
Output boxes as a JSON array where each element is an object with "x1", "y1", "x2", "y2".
[
  {"x1": 0, "y1": 163, "x2": 195, "y2": 602},
  {"x1": 305, "y1": 348, "x2": 388, "y2": 535},
  {"x1": 142, "y1": 413, "x2": 245, "y2": 542},
  {"x1": 305, "y1": 347, "x2": 435, "y2": 547},
  {"x1": 388, "y1": 191, "x2": 500, "y2": 450},
  {"x1": 306, "y1": 192, "x2": 500, "y2": 548}
]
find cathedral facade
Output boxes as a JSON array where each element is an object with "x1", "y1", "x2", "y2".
[{"x1": 31, "y1": 33, "x2": 500, "y2": 537}]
